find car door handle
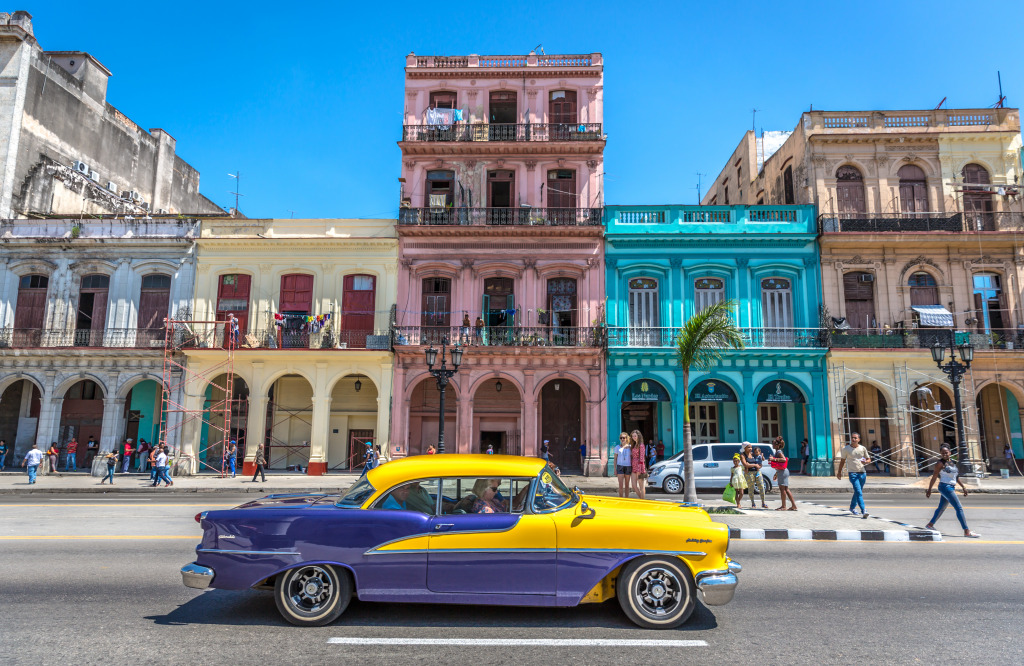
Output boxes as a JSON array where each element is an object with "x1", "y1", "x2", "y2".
[
  {"x1": 434, "y1": 523, "x2": 455, "y2": 531},
  {"x1": 704, "y1": 463, "x2": 718, "y2": 468}
]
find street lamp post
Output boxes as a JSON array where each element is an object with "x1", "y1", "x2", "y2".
[
  {"x1": 930, "y1": 332, "x2": 974, "y2": 475},
  {"x1": 425, "y1": 336, "x2": 463, "y2": 453}
]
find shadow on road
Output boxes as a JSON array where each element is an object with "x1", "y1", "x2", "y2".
[{"x1": 147, "y1": 591, "x2": 719, "y2": 632}]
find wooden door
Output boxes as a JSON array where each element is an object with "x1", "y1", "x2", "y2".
[
  {"x1": 549, "y1": 90, "x2": 577, "y2": 140},
  {"x1": 421, "y1": 277, "x2": 451, "y2": 344},
  {"x1": 909, "y1": 272, "x2": 939, "y2": 307},
  {"x1": 898, "y1": 165, "x2": 928, "y2": 214},
  {"x1": 487, "y1": 170, "x2": 515, "y2": 223},
  {"x1": 342, "y1": 274, "x2": 376, "y2": 348},
  {"x1": 139, "y1": 274, "x2": 171, "y2": 346},
  {"x1": 14, "y1": 275, "x2": 48, "y2": 343},
  {"x1": 488, "y1": 91, "x2": 517, "y2": 140},
  {"x1": 540, "y1": 380, "x2": 582, "y2": 472},
  {"x1": 843, "y1": 272, "x2": 876, "y2": 333},
  {"x1": 836, "y1": 166, "x2": 865, "y2": 217},
  {"x1": 216, "y1": 274, "x2": 251, "y2": 346},
  {"x1": 962, "y1": 163, "x2": 994, "y2": 230},
  {"x1": 758, "y1": 404, "x2": 781, "y2": 443},
  {"x1": 279, "y1": 274, "x2": 314, "y2": 348},
  {"x1": 77, "y1": 274, "x2": 109, "y2": 346},
  {"x1": 547, "y1": 169, "x2": 577, "y2": 223}
]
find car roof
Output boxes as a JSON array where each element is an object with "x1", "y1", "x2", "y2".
[{"x1": 366, "y1": 454, "x2": 547, "y2": 489}]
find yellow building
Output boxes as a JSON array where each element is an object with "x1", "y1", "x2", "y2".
[
  {"x1": 704, "y1": 108, "x2": 1024, "y2": 474},
  {"x1": 178, "y1": 218, "x2": 397, "y2": 475}
]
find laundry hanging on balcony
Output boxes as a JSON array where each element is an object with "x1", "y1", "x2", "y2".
[
  {"x1": 911, "y1": 305, "x2": 954, "y2": 327},
  {"x1": 425, "y1": 107, "x2": 463, "y2": 128}
]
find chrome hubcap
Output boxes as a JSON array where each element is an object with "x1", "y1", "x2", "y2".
[
  {"x1": 287, "y1": 566, "x2": 334, "y2": 615},
  {"x1": 634, "y1": 567, "x2": 682, "y2": 617}
]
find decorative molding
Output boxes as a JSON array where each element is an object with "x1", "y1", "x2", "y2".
[
  {"x1": 843, "y1": 255, "x2": 872, "y2": 265},
  {"x1": 259, "y1": 263, "x2": 272, "y2": 272},
  {"x1": 524, "y1": 160, "x2": 537, "y2": 172},
  {"x1": 557, "y1": 158, "x2": 566, "y2": 168},
  {"x1": 970, "y1": 255, "x2": 1002, "y2": 265},
  {"x1": 900, "y1": 255, "x2": 942, "y2": 279},
  {"x1": 404, "y1": 160, "x2": 415, "y2": 169},
  {"x1": 669, "y1": 257, "x2": 683, "y2": 268},
  {"x1": 802, "y1": 256, "x2": 817, "y2": 268},
  {"x1": 586, "y1": 159, "x2": 599, "y2": 170},
  {"x1": 465, "y1": 160, "x2": 477, "y2": 169},
  {"x1": 735, "y1": 257, "x2": 749, "y2": 268},
  {"x1": 606, "y1": 257, "x2": 617, "y2": 269}
]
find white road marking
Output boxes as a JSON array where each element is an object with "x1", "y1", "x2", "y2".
[
  {"x1": 48, "y1": 498, "x2": 153, "y2": 501},
  {"x1": 327, "y1": 638, "x2": 708, "y2": 647}
]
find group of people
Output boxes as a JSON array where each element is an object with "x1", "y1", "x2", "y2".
[
  {"x1": 727, "y1": 438, "x2": 797, "y2": 510},
  {"x1": 613, "y1": 430, "x2": 649, "y2": 499}
]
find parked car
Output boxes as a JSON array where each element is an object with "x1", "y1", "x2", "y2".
[
  {"x1": 648, "y1": 443, "x2": 778, "y2": 494},
  {"x1": 181, "y1": 454, "x2": 740, "y2": 629}
]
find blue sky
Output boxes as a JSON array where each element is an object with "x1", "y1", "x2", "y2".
[{"x1": 38, "y1": 1, "x2": 1024, "y2": 217}]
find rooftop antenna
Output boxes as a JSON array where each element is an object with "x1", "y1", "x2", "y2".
[
  {"x1": 288, "y1": 210, "x2": 296, "y2": 219},
  {"x1": 695, "y1": 172, "x2": 707, "y2": 204},
  {"x1": 934, "y1": 96, "x2": 946, "y2": 110},
  {"x1": 228, "y1": 172, "x2": 243, "y2": 214},
  {"x1": 752, "y1": 108, "x2": 759, "y2": 132},
  {"x1": 996, "y1": 71, "x2": 1005, "y2": 108},
  {"x1": 533, "y1": 44, "x2": 545, "y2": 55}
]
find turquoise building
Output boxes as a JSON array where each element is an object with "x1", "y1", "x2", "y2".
[{"x1": 604, "y1": 205, "x2": 832, "y2": 475}]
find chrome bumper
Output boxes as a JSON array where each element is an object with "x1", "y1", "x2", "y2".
[
  {"x1": 695, "y1": 560, "x2": 741, "y2": 606},
  {"x1": 181, "y1": 562, "x2": 214, "y2": 589}
]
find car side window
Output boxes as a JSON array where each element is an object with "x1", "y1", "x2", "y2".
[
  {"x1": 372, "y1": 479, "x2": 439, "y2": 515},
  {"x1": 439, "y1": 477, "x2": 530, "y2": 515},
  {"x1": 712, "y1": 445, "x2": 741, "y2": 461},
  {"x1": 692, "y1": 445, "x2": 709, "y2": 461}
]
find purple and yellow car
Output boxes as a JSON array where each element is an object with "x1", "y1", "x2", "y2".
[{"x1": 181, "y1": 454, "x2": 740, "y2": 629}]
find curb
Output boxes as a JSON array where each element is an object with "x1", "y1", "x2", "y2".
[{"x1": 726, "y1": 499, "x2": 941, "y2": 542}]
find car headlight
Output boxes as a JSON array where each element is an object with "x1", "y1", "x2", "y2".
[{"x1": 651, "y1": 464, "x2": 664, "y2": 474}]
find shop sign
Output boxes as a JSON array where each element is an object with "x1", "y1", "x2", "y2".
[
  {"x1": 624, "y1": 379, "x2": 670, "y2": 402},
  {"x1": 756, "y1": 380, "x2": 805, "y2": 403},
  {"x1": 689, "y1": 379, "x2": 737, "y2": 402}
]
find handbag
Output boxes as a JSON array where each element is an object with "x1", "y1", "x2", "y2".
[{"x1": 722, "y1": 484, "x2": 736, "y2": 503}]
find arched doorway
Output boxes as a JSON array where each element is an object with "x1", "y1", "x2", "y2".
[
  {"x1": 620, "y1": 378, "x2": 671, "y2": 451},
  {"x1": 408, "y1": 378, "x2": 458, "y2": 455},
  {"x1": 540, "y1": 378, "x2": 583, "y2": 473},
  {"x1": 0, "y1": 379, "x2": 41, "y2": 465},
  {"x1": 200, "y1": 374, "x2": 249, "y2": 474},
  {"x1": 328, "y1": 375, "x2": 379, "y2": 471},
  {"x1": 59, "y1": 380, "x2": 104, "y2": 465},
  {"x1": 265, "y1": 374, "x2": 314, "y2": 470},
  {"x1": 844, "y1": 382, "x2": 892, "y2": 472},
  {"x1": 910, "y1": 383, "x2": 954, "y2": 468},
  {"x1": 755, "y1": 380, "x2": 807, "y2": 453},
  {"x1": 689, "y1": 379, "x2": 738, "y2": 445},
  {"x1": 123, "y1": 379, "x2": 163, "y2": 469},
  {"x1": 977, "y1": 383, "x2": 1022, "y2": 464},
  {"x1": 473, "y1": 378, "x2": 521, "y2": 455}
]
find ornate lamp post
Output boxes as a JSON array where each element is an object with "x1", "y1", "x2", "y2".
[
  {"x1": 931, "y1": 334, "x2": 974, "y2": 474},
  {"x1": 425, "y1": 336, "x2": 463, "y2": 453}
]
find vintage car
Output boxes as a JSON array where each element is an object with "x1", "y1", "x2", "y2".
[{"x1": 181, "y1": 454, "x2": 740, "y2": 629}]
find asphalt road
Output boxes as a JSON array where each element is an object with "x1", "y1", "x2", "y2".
[{"x1": 1, "y1": 494, "x2": 1022, "y2": 665}]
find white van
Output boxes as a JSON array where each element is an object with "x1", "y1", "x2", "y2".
[{"x1": 647, "y1": 443, "x2": 778, "y2": 494}]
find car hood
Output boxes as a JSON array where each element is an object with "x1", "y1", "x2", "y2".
[
  {"x1": 233, "y1": 493, "x2": 339, "y2": 510},
  {"x1": 582, "y1": 495, "x2": 711, "y2": 520}
]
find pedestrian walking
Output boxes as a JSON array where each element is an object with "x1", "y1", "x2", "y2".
[
  {"x1": 85, "y1": 436, "x2": 98, "y2": 467},
  {"x1": 65, "y1": 437, "x2": 78, "y2": 471},
  {"x1": 647, "y1": 441, "x2": 657, "y2": 470},
  {"x1": 121, "y1": 439, "x2": 133, "y2": 473},
  {"x1": 629, "y1": 430, "x2": 647, "y2": 500},
  {"x1": 152, "y1": 446, "x2": 173, "y2": 487},
  {"x1": 771, "y1": 438, "x2": 797, "y2": 511},
  {"x1": 485, "y1": 444, "x2": 494, "y2": 455},
  {"x1": 741, "y1": 443, "x2": 768, "y2": 509},
  {"x1": 426, "y1": 444, "x2": 436, "y2": 455},
  {"x1": 251, "y1": 444, "x2": 266, "y2": 483},
  {"x1": 1005, "y1": 442, "x2": 1016, "y2": 476},
  {"x1": 729, "y1": 454, "x2": 747, "y2": 508},
  {"x1": 99, "y1": 450, "x2": 118, "y2": 484},
  {"x1": 148, "y1": 445, "x2": 159, "y2": 483},
  {"x1": 578, "y1": 438, "x2": 586, "y2": 467},
  {"x1": 136, "y1": 439, "x2": 149, "y2": 473},
  {"x1": 613, "y1": 433, "x2": 632, "y2": 498},
  {"x1": 655, "y1": 439, "x2": 665, "y2": 463},
  {"x1": 925, "y1": 446, "x2": 980, "y2": 537},
  {"x1": 870, "y1": 442, "x2": 884, "y2": 473},
  {"x1": 226, "y1": 440, "x2": 237, "y2": 477},
  {"x1": 0, "y1": 439, "x2": 9, "y2": 470},
  {"x1": 22, "y1": 443, "x2": 43, "y2": 484},
  {"x1": 836, "y1": 431, "x2": 871, "y2": 519},
  {"x1": 799, "y1": 438, "x2": 809, "y2": 475},
  {"x1": 46, "y1": 442, "x2": 60, "y2": 475}
]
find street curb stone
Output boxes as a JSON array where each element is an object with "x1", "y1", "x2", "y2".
[{"x1": 726, "y1": 499, "x2": 942, "y2": 542}]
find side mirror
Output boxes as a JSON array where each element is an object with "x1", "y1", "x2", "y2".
[
  {"x1": 573, "y1": 485, "x2": 585, "y2": 495},
  {"x1": 579, "y1": 501, "x2": 596, "y2": 519}
]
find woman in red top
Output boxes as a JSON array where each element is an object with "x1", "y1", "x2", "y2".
[
  {"x1": 46, "y1": 443, "x2": 59, "y2": 475},
  {"x1": 629, "y1": 430, "x2": 647, "y2": 499}
]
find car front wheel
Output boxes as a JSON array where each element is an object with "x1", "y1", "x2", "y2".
[
  {"x1": 274, "y1": 564, "x2": 352, "y2": 626},
  {"x1": 763, "y1": 477, "x2": 773, "y2": 493},
  {"x1": 663, "y1": 475, "x2": 683, "y2": 495},
  {"x1": 616, "y1": 556, "x2": 697, "y2": 629}
]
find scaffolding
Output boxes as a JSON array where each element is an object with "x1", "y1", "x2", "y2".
[
  {"x1": 159, "y1": 317, "x2": 237, "y2": 476},
  {"x1": 830, "y1": 360, "x2": 983, "y2": 476}
]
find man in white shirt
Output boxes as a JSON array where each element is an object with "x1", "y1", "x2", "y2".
[
  {"x1": 836, "y1": 432, "x2": 871, "y2": 518},
  {"x1": 21, "y1": 443, "x2": 44, "y2": 484}
]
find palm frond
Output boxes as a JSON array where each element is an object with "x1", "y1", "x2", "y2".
[{"x1": 675, "y1": 299, "x2": 745, "y2": 372}]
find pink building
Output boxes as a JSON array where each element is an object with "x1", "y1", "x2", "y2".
[{"x1": 391, "y1": 52, "x2": 607, "y2": 474}]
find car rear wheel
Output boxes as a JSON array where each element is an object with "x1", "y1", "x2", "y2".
[
  {"x1": 763, "y1": 477, "x2": 773, "y2": 493},
  {"x1": 616, "y1": 556, "x2": 696, "y2": 629},
  {"x1": 663, "y1": 475, "x2": 683, "y2": 495},
  {"x1": 274, "y1": 564, "x2": 351, "y2": 627}
]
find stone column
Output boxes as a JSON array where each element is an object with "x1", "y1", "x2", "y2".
[
  {"x1": 888, "y1": 405, "x2": 915, "y2": 477},
  {"x1": 93, "y1": 397, "x2": 125, "y2": 476},
  {"x1": 243, "y1": 394, "x2": 268, "y2": 476},
  {"x1": 375, "y1": 361, "x2": 393, "y2": 458},
  {"x1": 307, "y1": 395, "x2": 331, "y2": 476},
  {"x1": 457, "y1": 388, "x2": 473, "y2": 454},
  {"x1": 33, "y1": 395, "x2": 63, "y2": 474},
  {"x1": 175, "y1": 380, "x2": 205, "y2": 475}
]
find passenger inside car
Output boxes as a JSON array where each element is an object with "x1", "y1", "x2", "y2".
[
  {"x1": 470, "y1": 478, "x2": 508, "y2": 514},
  {"x1": 379, "y1": 481, "x2": 437, "y2": 514}
]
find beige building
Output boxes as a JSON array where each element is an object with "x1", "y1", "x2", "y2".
[
  {"x1": 178, "y1": 218, "x2": 397, "y2": 475},
  {"x1": 705, "y1": 108, "x2": 1024, "y2": 474}
]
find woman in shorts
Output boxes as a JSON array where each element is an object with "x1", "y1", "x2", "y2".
[
  {"x1": 613, "y1": 433, "x2": 632, "y2": 498},
  {"x1": 771, "y1": 437, "x2": 797, "y2": 510}
]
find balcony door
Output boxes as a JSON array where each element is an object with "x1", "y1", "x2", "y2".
[
  {"x1": 482, "y1": 277, "x2": 514, "y2": 345},
  {"x1": 76, "y1": 274, "x2": 109, "y2": 346},
  {"x1": 836, "y1": 165, "x2": 866, "y2": 218},
  {"x1": 139, "y1": 274, "x2": 171, "y2": 345},
  {"x1": 628, "y1": 277, "x2": 659, "y2": 346},
  {"x1": 425, "y1": 170, "x2": 455, "y2": 222},
  {"x1": 549, "y1": 90, "x2": 577, "y2": 140},
  {"x1": 898, "y1": 165, "x2": 928, "y2": 215},
  {"x1": 279, "y1": 274, "x2": 314, "y2": 348},
  {"x1": 216, "y1": 274, "x2": 250, "y2": 347},
  {"x1": 488, "y1": 91, "x2": 517, "y2": 140},
  {"x1": 909, "y1": 272, "x2": 939, "y2": 307},
  {"x1": 547, "y1": 169, "x2": 577, "y2": 224},
  {"x1": 14, "y1": 274, "x2": 48, "y2": 331},
  {"x1": 694, "y1": 278, "x2": 725, "y2": 313},
  {"x1": 761, "y1": 277, "x2": 793, "y2": 346},
  {"x1": 843, "y1": 272, "x2": 876, "y2": 333},
  {"x1": 421, "y1": 277, "x2": 451, "y2": 345},
  {"x1": 487, "y1": 170, "x2": 516, "y2": 224},
  {"x1": 342, "y1": 274, "x2": 376, "y2": 348},
  {"x1": 547, "y1": 278, "x2": 577, "y2": 345},
  {"x1": 962, "y1": 163, "x2": 994, "y2": 231}
]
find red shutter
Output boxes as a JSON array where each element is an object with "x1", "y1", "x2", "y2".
[
  {"x1": 90, "y1": 288, "x2": 108, "y2": 334},
  {"x1": 139, "y1": 288, "x2": 170, "y2": 330},
  {"x1": 342, "y1": 275, "x2": 376, "y2": 348},
  {"x1": 14, "y1": 286, "x2": 47, "y2": 329},
  {"x1": 216, "y1": 274, "x2": 251, "y2": 340},
  {"x1": 279, "y1": 274, "x2": 314, "y2": 312}
]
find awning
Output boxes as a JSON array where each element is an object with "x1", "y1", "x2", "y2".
[{"x1": 912, "y1": 305, "x2": 954, "y2": 327}]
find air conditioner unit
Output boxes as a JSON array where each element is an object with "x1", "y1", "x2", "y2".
[
  {"x1": 89, "y1": 170, "x2": 99, "y2": 181},
  {"x1": 858, "y1": 274, "x2": 875, "y2": 283},
  {"x1": 72, "y1": 160, "x2": 90, "y2": 174},
  {"x1": 123, "y1": 190, "x2": 140, "y2": 202},
  {"x1": 140, "y1": 202, "x2": 150, "y2": 211},
  {"x1": 106, "y1": 181, "x2": 118, "y2": 193},
  {"x1": 156, "y1": 208, "x2": 169, "y2": 215}
]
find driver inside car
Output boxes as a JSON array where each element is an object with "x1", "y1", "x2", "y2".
[{"x1": 381, "y1": 482, "x2": 436, "y2": 513}]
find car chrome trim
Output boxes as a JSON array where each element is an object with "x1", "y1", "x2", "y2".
[
  {"x1": 181, "y1": 563, "x2": 214, "y2": 589},
  {"x1": 363, "y1": 520, "x2": 523, "y2": 555},
  {"x1": 695, "y1": 572, "x2": 738, "y2": 606},
  {"x1": 365, "y1": 547, "x2": 707, "y2": 557},
  {"x1": 196, "y1": 549, "x2": 301, "y2": 556}
]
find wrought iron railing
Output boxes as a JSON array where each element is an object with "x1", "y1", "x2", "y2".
[
  {"x1": 605, "y1": 327, "x2": 828, "y2": 349},
  {"x1": 0, "y1": 328, "x2": 166, "y2": 349},
  {"x1": 831, "y1": 328, "x2": 1024, "y2": 350},
  {"x1": 402, "y1": 123, "x2": 602, "y2": 142},
  {"x1": 819, "y1": 212, "x2": 1024, "y2": 233},
  {"x1": 392, "y1": 326, "x2": 605, "y2": 348},
  {"x1": 243, "y1": 329, "x2": 392, "y2": 350},
  {"x1": 399, "y1": 207, "x2": 601, "y2": 227}
]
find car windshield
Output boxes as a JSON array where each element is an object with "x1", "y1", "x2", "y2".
[
  {"x1": 532, "y1": 467, "x2": 575, "y2": 513},
  {"x1": 336, "y1": 477, "x2": 375, "y2": 508}
]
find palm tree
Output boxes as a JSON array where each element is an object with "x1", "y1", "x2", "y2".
[{"x1": 675, "y1": 299, "x2": 745, "y2": 502}]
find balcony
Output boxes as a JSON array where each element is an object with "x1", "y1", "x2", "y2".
[
  {"x1": 392, "y1": 326, "x2": 605, "y2": 349},
  {"x1": 0, "y1": 328, "x2": 166, "y2": 349},
  {"x1": 808, "y1": 108, "x2": 1018, "y2": 133},
  {"x1": 820, "y1": 211, "x2": 1024, "y2": 233},
  {"x1": 170, "y1": 325, "x2": 391, "y2": 351},
  {"x1": 605, "y1": 205, "x2": 817, "y2": 234},
  {"x1": 606, "y1": 327, "x2": 828, "y2": 349},
  {"x1": 408, "y1": 53, "x2": 600, "y2": 69},
  {"x1": 401, "y1": 123, "x2": 603, "y2": 143},
  {"x1": 831, "y1": 329, "x2": 1024, "y2": 351},
  {"x1": 399, "y1": 207, "x2": 602, "y2": 227}
]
